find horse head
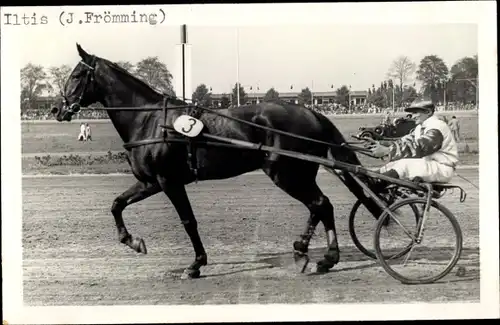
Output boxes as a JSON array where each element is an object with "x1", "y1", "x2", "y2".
[{"x1": 51, "y1": 44, "x2": 104, "y2": 122}]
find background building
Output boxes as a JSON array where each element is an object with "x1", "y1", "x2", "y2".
[{"x1": 211, "y1": 90, "x2": 368, "y2": 107}]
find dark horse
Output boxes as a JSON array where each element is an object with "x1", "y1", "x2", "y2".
[{"x1": 51, "y1": 44, "x2": 383, "y2": 279}]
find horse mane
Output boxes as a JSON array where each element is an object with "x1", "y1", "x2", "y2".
[{"x1": 99, "y1": 57, "x2": 187, "y2": 107}]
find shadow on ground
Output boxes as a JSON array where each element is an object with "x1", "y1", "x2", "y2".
[{"x1": 167, "y1": 246, "x2": 479, "y2": 282}]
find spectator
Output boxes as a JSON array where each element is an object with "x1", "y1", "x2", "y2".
[
  {"x1": 85, "y1": 123, "x2": 92, "y2": 141},
  {"x1": 382, "y1": 109, "x2": 393, "y2": 125},
  {"x1": 448, "y1": 116, "x2": 460, "y2": 142},
  {"x1": 78, "y1": 123, "x2": 86, "y2": 141}
]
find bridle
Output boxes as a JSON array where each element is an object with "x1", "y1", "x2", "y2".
[{"x1": 60, "y1": 56, "x2": 96, "y2": 120}]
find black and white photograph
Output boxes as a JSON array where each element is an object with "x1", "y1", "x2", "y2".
[{"x1": 1, "y1": 2, "x2": 499, "y2": 323}]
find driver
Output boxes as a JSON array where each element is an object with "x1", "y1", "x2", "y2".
[{"x1": 367, "y1": 100, "x2": 459, "y2": 184}]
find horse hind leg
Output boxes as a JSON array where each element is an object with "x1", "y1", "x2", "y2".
[
  {"x1": 310, "y1": 194, "x2": 340, "y2": 273},
  {"x1": 295, "y1": 184, "x2": 339, "y2": 273},
  {"x1": 264, "y1": 161, "x2": 339, "y2": 273},
  {"x1": 111, "y1": 181, "x2": 162, "y2": 253}
]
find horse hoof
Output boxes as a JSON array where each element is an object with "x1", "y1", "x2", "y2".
[
  {"x1": 310, "y1": 262, "x2": 331, "y2": 274},
  {"x1": 293, "y1": 251, "x2": 310, "y2": 273},
  {"x1": 181, "y1": 268, "x2": 200, "y2": 280},
  {"x1": 138, "y1": 238, "x2": 147, "y2": 254},
  {"x1": 312, "y1": 257, "x2": 338, "y2": 274},
  {"x1": 293, "y1": 241, "x2": 308, "y2": 253},
  {"x1": 132, "y1": 237, "x2": 147, "y2": 254}
]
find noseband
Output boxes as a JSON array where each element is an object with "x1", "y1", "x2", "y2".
[{"x1": 61, "y1": 57, "x2": 96, "y2": 119}]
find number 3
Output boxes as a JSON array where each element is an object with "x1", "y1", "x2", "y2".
[
  {"x1": 173, "y1": 115, "x2": 204, "y2": 137},
  {"x1": 182, "y1": 118, "x2": 197, "y2": 133}
]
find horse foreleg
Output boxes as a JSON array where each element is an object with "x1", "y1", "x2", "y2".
[
  {"x1": 157, "y1": 179, "x2": 207, "y2": 279},
  {"x1": 111, "y1": 181, "x2": 161, "y2": 253}
]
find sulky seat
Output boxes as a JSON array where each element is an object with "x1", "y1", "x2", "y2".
[{"x1": 410, "y1": 177, "x2": 467, "y2": 202}]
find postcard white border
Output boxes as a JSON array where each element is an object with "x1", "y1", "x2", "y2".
[{"x1": 2, "y1": 2, "x2": 499, "y2": 323}]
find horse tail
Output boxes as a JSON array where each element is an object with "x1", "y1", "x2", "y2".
[{"x1": 318, "y1": 113, "x2": 384, "y2": 219}]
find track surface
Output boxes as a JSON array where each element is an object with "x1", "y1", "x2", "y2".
[{"x1": 22, "y1": 170, "x2": 480, "y2": 305}]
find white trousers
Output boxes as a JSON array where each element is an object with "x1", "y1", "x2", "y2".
[{"x1": 379, "y1": 158, "x2": 455, "y2": 183}]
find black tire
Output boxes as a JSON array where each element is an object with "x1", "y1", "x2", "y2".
[
  {"x1": 348, "y1": 199, "x2": 419, "y2": 259},
  {"x1": 373, "y1": 197, "x2": 463, "y2": 285},
  {"x1": 359, "y1": 131, "x2": 373, "y2": 139}
]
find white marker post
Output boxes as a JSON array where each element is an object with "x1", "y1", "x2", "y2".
[
  {"x1": 175, "y1": 24, "x2": 192, "y2": 103},
  {"x1": 236, "y1": 27, "x2": 240, "y2": 107}
]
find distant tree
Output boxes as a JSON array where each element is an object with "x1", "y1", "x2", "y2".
[
  {"x1": 20, "y1": 63, "x2": 49, "y2": 109},
  {"x1": 449, "y1": 55, "x2": 478, "y2": 104},
  {"x1": 20, "y1": 89, "x2": 30, "y2": 111},
  {"x1": 191, "y1": 84, "x2": 212, "y2": 106},
  {"x1": 263, "y1": 87, "x2": 280, "y2": 102},
  {"x1": 220, "y1": 94, "x2": 230, "y2": 108},
  {"x1": 298, "y1": 87, "x2": 312, "y2": 105},
  {"x1": 115, "y1": 61, "x2": 135, "y2": 73},
  {"x1": 335, "y1": 85, "x2": 350, "y2": 108},
  {"x1": 135, "y1": 57, "x2": 174, "y2": 95},
  {"x1": 231, "y1": 83, "x2": 247, "y2": 106},
  {"x1": 387, "y1": 55, "x2": 416, "y2": 105},
  {"x1": 401, "y1": 85, "x2": 418, "y2": 105},
  {"x1": 416, "y1": 55, "x2": 449, "y2": 103},
  {"x1": 368, "y1": 90, "x2": 386, "y2": 108},
  {"x1": 367, "y1": 82, "x2": 398, "y2": 108},
  {"x1": 48, "y1": 64, "x2": 72, "y2": 96}
]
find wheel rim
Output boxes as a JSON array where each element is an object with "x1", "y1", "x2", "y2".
[
  {"x1": 348, "y1": 199, "x2": 418, "y2": 260},
  {"x1": 373, "y1": 198, "x2": 463, "y2": 284}
]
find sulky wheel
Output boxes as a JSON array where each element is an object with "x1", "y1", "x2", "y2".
[
  {"x1": 348, "y1": 199, "x2": 419, "y2": 259},
  {"x1": 373, "y1": 197, "x2": 463, "y2": 285}
]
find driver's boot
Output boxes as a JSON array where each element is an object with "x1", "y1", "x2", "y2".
[{"x1": 371, "y1": 169, "x2": 400, "y2": 193}]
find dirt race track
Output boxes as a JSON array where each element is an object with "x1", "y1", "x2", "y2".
[{"x1": 22, "y1": 169, "x2": 480, "y2": 306}]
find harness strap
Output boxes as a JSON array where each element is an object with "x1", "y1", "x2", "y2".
[{"x1": 182, "y1": 104, "x2": 204, "y2": 182}]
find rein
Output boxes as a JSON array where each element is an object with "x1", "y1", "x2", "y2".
[
  {"x1": 75, "y1": 97, "x2": 376, "y2": 157},
  {"x1": 59, "y1": 58, "x2": 375, "y2": 158}
]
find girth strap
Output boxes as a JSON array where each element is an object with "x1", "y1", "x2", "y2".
[{"x1": 183, "y1": 102, "x2": 205, "y2": 182}]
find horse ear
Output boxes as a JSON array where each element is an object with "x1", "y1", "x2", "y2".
[{"x1": 76, "y1": 43, "x2": 90, "y2": 61}]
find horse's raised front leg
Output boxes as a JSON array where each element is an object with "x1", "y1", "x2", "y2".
[
  {"x1": 157, "y1": 178, "x2": 207, "y2": 279},
  {"x1": 111, "y1": 181, "x2": 162, "y2": 253}
]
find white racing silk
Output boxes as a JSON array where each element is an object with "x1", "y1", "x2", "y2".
[{"x1": 379, "y1": 115, "x2": 459, "y2": 183}]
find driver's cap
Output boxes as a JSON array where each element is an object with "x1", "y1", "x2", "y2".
[{"x1": 404, "y1": 99, "x2": 435, "y2": 114}]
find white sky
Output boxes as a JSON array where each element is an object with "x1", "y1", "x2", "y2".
[{"x1": 14, "y1": 7, "x2": 478, "y2": 94}]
